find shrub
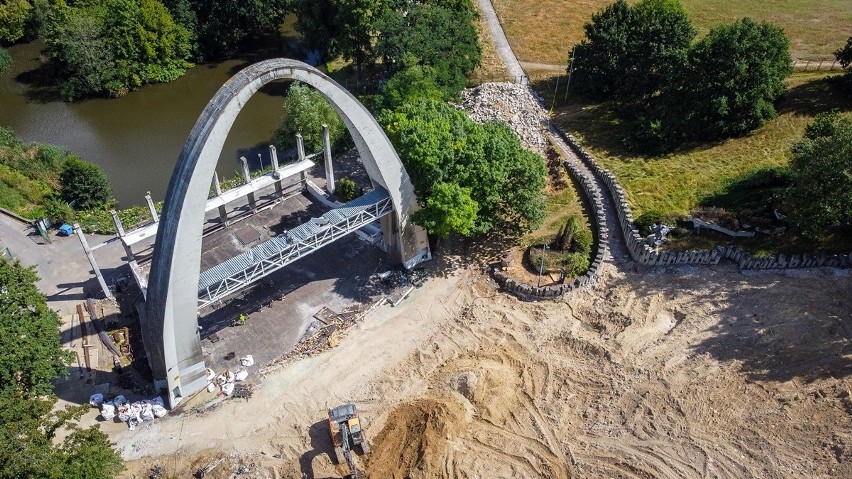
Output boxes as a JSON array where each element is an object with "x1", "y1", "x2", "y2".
[
  {"x1": 60, "y1": 156, "x2": 111, "y2": 210},
  {"x1": 43, "y1": 197, "x2": 74, "y2": 224},
  {"x1": 335, "y1": 177, "x2": 361, "y2": 203}
]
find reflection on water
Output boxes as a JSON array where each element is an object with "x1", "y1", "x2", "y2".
[{"x1": 0, "y1": 31, "x2": 304, "y2": 206}]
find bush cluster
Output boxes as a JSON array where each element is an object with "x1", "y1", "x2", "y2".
[
  {"x1": 571, "y1": 0, "x2": 792, "y2": 152},
  {"x1": 529, "y1": 215, "x2": 593, "y2": 277}
]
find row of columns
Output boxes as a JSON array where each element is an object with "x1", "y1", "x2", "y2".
[{"x1": 86, "y1": 128, "x2": 339, "y2": 299}]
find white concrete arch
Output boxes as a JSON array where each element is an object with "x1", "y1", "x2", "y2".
[{"x1": 144, "y1": 59, "x2": 429, "y2": 406}]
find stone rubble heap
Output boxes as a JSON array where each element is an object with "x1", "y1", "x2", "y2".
[{"x1": 459, "y1": 82, "x2": 550, "y2": 154}]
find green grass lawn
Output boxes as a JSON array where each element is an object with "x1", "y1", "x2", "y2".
[
  {"x1": 492, "y1": 0, "x2": 852, "y2": 64},
  {"x1": 551, "y1": 71, "x2": 852, "y2": 253}
]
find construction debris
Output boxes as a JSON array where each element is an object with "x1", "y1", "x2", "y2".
[
  {"x1": 259, "y1": 299, "x2": 386, "y2": 375},
  {"x1": 98, "y1": 395, "x2": 167, "y2": 429}
]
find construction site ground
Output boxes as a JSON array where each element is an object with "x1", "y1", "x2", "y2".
[{"x1": 114, "y1": 246, "x2": 852, "y2": 479}]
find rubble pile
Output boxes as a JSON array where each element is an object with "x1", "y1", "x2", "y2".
[
  {"x1": 459, "y1": 82, "x2": 551, "y2": 154},
  {"x1": 204, "y1": 358, "x2": 254, "y2": 399},
  {"x1": 259, "y1": 300, "x2": 386, "y2": 375}
]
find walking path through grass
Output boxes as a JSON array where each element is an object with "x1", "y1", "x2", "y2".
[{"x1": 475, "y1": 0, "x2": 527, "y2": 82}]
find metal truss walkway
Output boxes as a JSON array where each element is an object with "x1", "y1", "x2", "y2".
[{"x1": 197, "y1": 188, "x2": 392, "y2": 308}]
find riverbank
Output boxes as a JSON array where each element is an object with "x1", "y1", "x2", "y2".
[{"x1": 0, "y1": 39, "x2": 301, "y2": 207}]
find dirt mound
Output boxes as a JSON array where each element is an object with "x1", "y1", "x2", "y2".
[
  {"x1": 117, "y1": 261, "x2": 852, "y2": 479},
  {"x1": 366, "y1": 397, "x2": 468, "y2": 478}
]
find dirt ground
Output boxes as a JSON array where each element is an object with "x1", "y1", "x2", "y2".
[{"x1": 117, "y1": 251, "x2": 851, "y2": 479}]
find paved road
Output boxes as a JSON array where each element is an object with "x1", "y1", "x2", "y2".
[
  {"x1": 0, "y1": 214, "x2": 127, "y2": 315},
  {"x1": 477, "y1": 0, "x2": 527, "y2": 83}
]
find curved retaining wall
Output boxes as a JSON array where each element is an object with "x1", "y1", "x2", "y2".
[
  {"x1": 551, "y1": 126, "x2": 852, "y2": 270},
  {"x1": 492, "y1": 140, "x2": 609, "y2": 300}
]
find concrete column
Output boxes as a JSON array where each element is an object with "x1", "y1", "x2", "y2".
[
  {"x1": 145, "y1": 192, "x2": 159, "y2": 223},
  {"x1": 240, "y1": 156, "x2": 251, "y2": 184},
  {"x1": 270, "y1": 144, "x2": 283, "y2": 197},
  {"x1": 213, "y1": 170, "x2": 222, "y2": 196},
  {"x1": 212, "y1": 171, "x2": 227, "y2": 224},
  {"x1": 111, "y1": 210, "x2": 135, "y2": 260},
  {"x1": 296, "y1": 134, "x2": 305, "y2": 161},
  {"x1": 74, "y1": 224, "x2": 112, "y2": 299},
  {"x1": 240, "y1": 156, "x2": 257, "y2": 212},
  {"x1": 270, "y1": 144, "x2": 280, "y2": 170},
  {"x1": 110, "y1": 210, "x2": 126, "y2": 237},
  {"x1": 296, "y1": 134, "x2": 308, "y2": 187},
  {"x1": 322, "y1": 124, "x2": 335, "y2": 194}
]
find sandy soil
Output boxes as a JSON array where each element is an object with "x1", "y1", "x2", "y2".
[{"x1": 118, "y1": 253, "x2": 852, "y2": 479}]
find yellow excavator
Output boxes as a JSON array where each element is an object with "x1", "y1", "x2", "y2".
[{"x1": 328, "y1": 404, "x2": 371, "y2": 478}]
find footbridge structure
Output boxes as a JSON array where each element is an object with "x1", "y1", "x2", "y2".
[
  {"x1": 144, "y1": 59, "x2": 430, "y2": 407},
  {"x1": 197, "y1": 187, "x2": 393, "y2": 308}
]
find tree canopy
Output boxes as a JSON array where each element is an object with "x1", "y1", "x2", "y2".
[
  {"x1": 186, "y1": 0, "x2": 288, "y2": 59},
  {"x1": 680, "y1": 18, "x2": 792, "y2": 140},
  {"x1": 294, "y1": 0, "x2": 480, "y2": 95},
  {"x1": 0, "y1": 259, "x2": 70, "y2": 397},
  {"x1": 784, "y1": 113, "x2": 852, "y2": 238},
  {"x1": 0, "y1": 0, "x2": 33, "y2": 44},
  {"x1": 380, "y1": 97, "x2": 546, "y2": 236},
  {"x1": 570, "y1": 0, "x2": 792, "y2": 152},
  {"x1": 40, "y1": 0, "x2": 194, "y2": 99},
  {"x1": 570, "y1": 0, "x2": 694, "y2": 105},
  {"x1": 836, "y1": 36, "x2": 852, "y2": 92},
  {"x1": 273, "y1": 82, "x2": 349, "y2": 155},
  {"x1": 0, "y1": 259, "x2": 124, "y2": 479},
  {"x1": 376, "y1": 1, "x2": 480, "y2": 96},
  {"x1": 60, "y1": 156, "x2": 112, "y2": 210}
]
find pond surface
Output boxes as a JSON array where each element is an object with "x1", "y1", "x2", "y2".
[{"x1": 0, "y1": 30, "x2": 306, "y2": 207}]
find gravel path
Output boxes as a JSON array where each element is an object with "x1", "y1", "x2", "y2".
[
  {"x1": 476, "y1": 0, "x2": 527, "y2": 83},
  {"x1": 549, "y1": 131, "x2": 630, "y2": 263},
  {"x1": 476, "y1": 0, "x2": 631, "y2": 266}
]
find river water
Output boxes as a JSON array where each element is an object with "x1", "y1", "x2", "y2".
[{"x1": 0, "y1": 34, "x2": 305, "y2": 206}]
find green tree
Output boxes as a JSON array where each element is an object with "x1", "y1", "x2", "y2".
[
  {"x1": 570, "y1": 0, "x2": 695, "y2": 106},
  {"x1": 381, "y1": 98, "x2": 546, "y2": 236},
  {"x1": 332, "y1": 0, "x2": 383, "y2": 73},
  {"x1": 0, "y1": 0, "x2": 32, "y2": 44},
  {"x1": 292, "y1": 0, "x2": 339, "y2": 64},
  {"x1": 0, "y1": 260, "x2": 124, "y2": 479},
  {"x1": 681, "y1": 18, "x2": 792, "y2": 140},
  {"x1": 835, "y1": 36, "x2": 852, "y2": 92},
  {"x1": 784, "y1": 113, "x2": 852, "y2": 238},
  {"x1": 273, "y1": 82, "x2": 348, "y2": 154},
  {"x1": 374, "y1": 62, "x2": 444, "y2": 112},
  {"x1": 41, "y1": 0, "x2": 193, "y2": 99},
  {"x1": 189, "y1": 0, "x2": 288, "y2": 59},
  {"x1": 335, "y1": 177, "x2": 361, "y2": 202},
  {"x1": 411, "y1": 181, "x2": 478, "y2": 238},
  {"x1": 60, "y1": 156, "x2": 111, "y2": 209},
  {"x1": 0, "y1": 47, "x2": 10, "y2": 76},
  {"x1": 376, "y1": 2, "x2": 481, "y2": 97},
  {"x1": 0, "y1": 259, "x2": 71, "y2": 397}
]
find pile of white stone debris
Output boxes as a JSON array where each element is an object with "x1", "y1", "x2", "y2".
[{"x1": 459, "y1": 82, "x2": 551, "y2": 155}]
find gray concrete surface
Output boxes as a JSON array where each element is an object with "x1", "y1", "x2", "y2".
[
  {"x1": 477, "y1": 0, "x2": 527, "y2": 83},
  {"x1": 0, "y1": 214, "x2": 128, "y2": 315}
]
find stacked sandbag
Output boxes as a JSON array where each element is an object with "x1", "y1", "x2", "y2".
[{"x1": 98, "y1": 395, "x2": 168, "y2": 429}]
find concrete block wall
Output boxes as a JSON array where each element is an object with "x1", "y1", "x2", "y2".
[
  {"x1": 492, "y1": 138, "x2": 609, "y2": 300},
  {"x1": 551, "y1": 126, "x2": 852, "y2": 271}
]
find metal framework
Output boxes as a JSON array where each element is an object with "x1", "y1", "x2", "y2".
[{"x1": 197, "y1": 188, "x2": 392, "y2": 308}]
